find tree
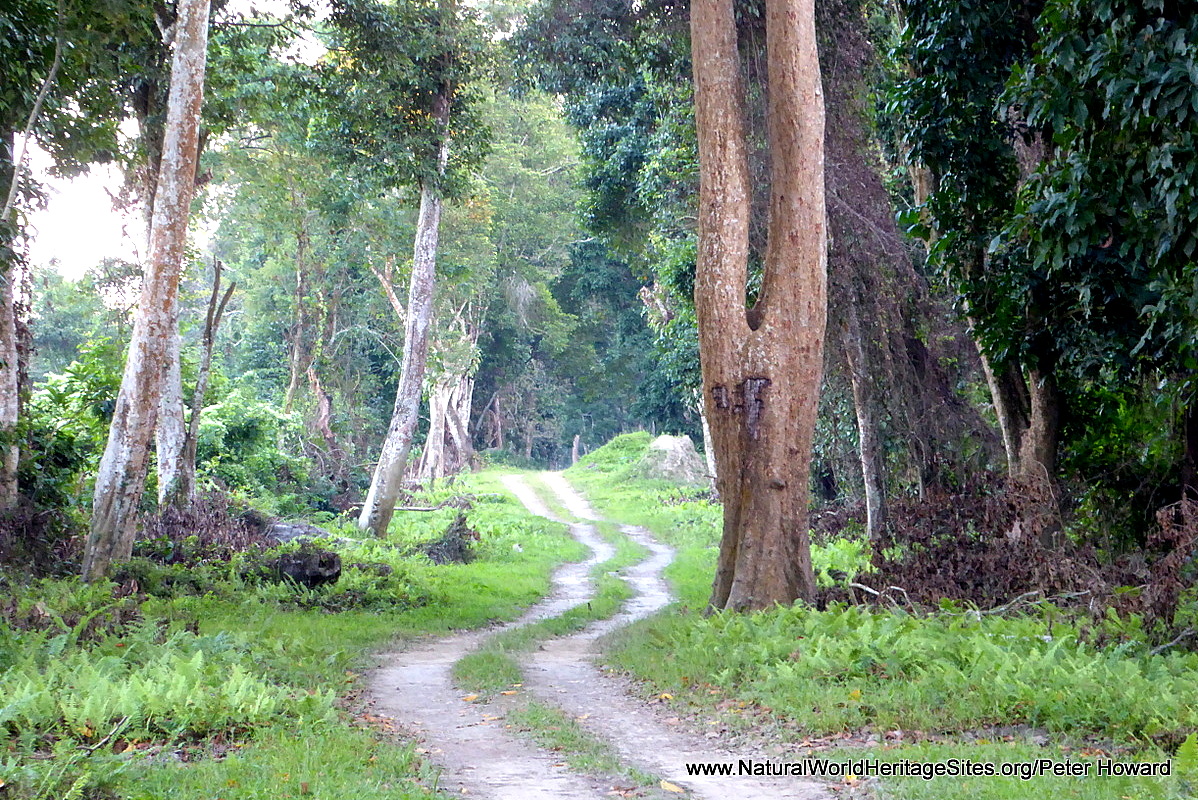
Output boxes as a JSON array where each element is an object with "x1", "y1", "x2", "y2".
[
  {"x1": 317, "y1": 0, "x2": 490, "y2": 536},
  {"x1": 83, "y1": 0, "x2": 211, "y2": 581},
  {"x1": 693, "y1": 0, "x2": 827, "y2": 610}
]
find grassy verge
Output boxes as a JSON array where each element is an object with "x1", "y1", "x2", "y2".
[
  {"x1": 505, "y1": 700, "x2": 656, "y2": 786},
  {"x1": 566, "y1": 434, "x2": 1198, "y2": 800},
  {"x1": 0, "y1": 468, "x2": 579, "y2": 799}
]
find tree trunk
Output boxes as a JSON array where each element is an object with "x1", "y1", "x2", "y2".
[
  {"x1": 692, "y1": 387, "x2": 718, "y2": 491},
  {"x1": 284, "y1": 224, "x2": 311, "y2": 413},
  {"x1": 1183, "y1": 403, "x2": 1198, "y2": 501},
  {"x1": 83, "y1": 0, "x2": 210, "y2": 581},
  {"x1": 418, "y1": 373, "x2": 474, "y2": 482},
  {"x1": 155, "y1": 320, "x2": 186, "y2": 505},
  {"x1": 358, "y1": 141, "x2": 447, "y2": 536},
  {"x1": 0, "y1": 246, "x2": 18, "y2": 514},
  {"x1": 0, "y1": 129, "x2": 20, "y2": 511},
  {"x1": 842, "y1": 296, "x2": 886, "y2": 539},
  {"x1": 694, "y1": 0, "x2": 827, "y2": 611},
  {"x1": 166, "y1": 266, "x2": 234, "y2": 510},
  {"x1": 418, "y1": 375, "x2": 449, "y2": 481}
]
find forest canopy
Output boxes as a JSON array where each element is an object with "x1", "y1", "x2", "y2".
[{"x1": 0, "y1": 0, "x2": 1194, "y2": 599}]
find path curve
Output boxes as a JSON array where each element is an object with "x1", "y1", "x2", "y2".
[
  {"x1": 366, "y1": 475, "x2": 612, "y2": 800},
  {"x1": 521, "y1": 473, "x2": 830, "y2": 800},
  {"x1": 367, "y1": 472, "x2": 830, "y2": 799}
]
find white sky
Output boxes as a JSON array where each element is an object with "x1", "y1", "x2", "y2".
[
  {"x1": 25, "y1": 147, "x2": 143, "y2": 280},
  {"x1": 22, "y1": 0, "x2": 326, "y2": 282}
]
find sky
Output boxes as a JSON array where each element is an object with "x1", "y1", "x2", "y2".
[
  {"x1": 25, "y1": 148, "x2": 142, "y2": 281},
  {"x1": 22, "y1": 0, "x2": 325, "y2": 282}
]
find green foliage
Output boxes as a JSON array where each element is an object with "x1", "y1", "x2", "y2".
[
  {"x1": 0, "y1": 620, "x2": 335, "y2": 744},
  {"x1": 609, "y1": 603, "x2": 1198, "y2": 740},
  {"x1": 323, "y1": 0, "x2": 493, "y2": 198},
  {"x1": 113, "y1": 724, "x2": 442, "y2": 800},
  {"x1": 511, "y1": 0, "x2": 703, "y2": 437},
  {"x1": 1, "y1": 468, "x2": 583, "y2": 798},
  {"x1": 16, "y1": 337, "x2": 125, "y2": 546},
  {"x1": 195, "y1": 385, "x2": 311, "y2": 503},
  {"x1": 571, "y1": 430, "x2": 653, "y2": 475},
  {"x1": 1006, "y1": 0, "x2": 1198, "y2": 375}
]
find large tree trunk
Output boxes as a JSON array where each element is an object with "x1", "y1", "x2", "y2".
[
  {"x1": 419, "y1": 371, "x2": 476, "y2": 481},
  {"x1": 358, "y1": 143, "x2": 447, "y2": 536},
  {"x1": 83, "y1": 0, "x2": 210, "y2": 581},
  {"x1": 694, "y1": 0, "x2": 827, "y2": 611}
]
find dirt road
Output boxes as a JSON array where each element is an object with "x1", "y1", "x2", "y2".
[{"x1": 367, "y1": 473, "x2": 830, "y2": 799}]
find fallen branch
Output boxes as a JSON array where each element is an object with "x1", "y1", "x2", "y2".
[{"x1": 1149, "y1": 628, "x2": 1197, "y2": 657}]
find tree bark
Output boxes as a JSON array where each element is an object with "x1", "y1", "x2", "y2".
[
  {"x1": 284, "y1": 222, "x2": 311, "y2": 413},
  {"x1": 694, "y1": 0, "x2": 827, "y2": 611},
  {"x1": 359, "y1": 140, "x2": 447, "y2": 536},
  {"x1": 155, "y1": 318, "x2": 186, "y2": 505},
  {"x1": 0, "y1": 230, "x2": 18, "y2": 513},
  {"x1": 0, "y1": 129, "x2": 19, "y2": 511},
  {"x1": 842, "y1": 296, "x2": 886, "y2": 539},
  {"x1": 83, "y1": 0, "x2": 209, "y2": 581}
]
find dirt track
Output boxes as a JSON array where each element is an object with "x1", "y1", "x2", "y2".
[{"x1": 367, "y1": 473, "x2": 830, "y2": 799}]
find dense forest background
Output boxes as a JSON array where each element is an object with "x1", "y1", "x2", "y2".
[{"x1": 2, "y1": 0, "x2": 1196, "y2": 589}]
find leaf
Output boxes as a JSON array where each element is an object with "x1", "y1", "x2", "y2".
[
  {"x1": 1176, "y1": 732, "x2": 1198, "y2": 775},
  {"x1": 460, "y1": 694, "x2": 479, "y2": 702},
  {"x1": 660, "y1": 779, "x2": 685, "y2": 793}
]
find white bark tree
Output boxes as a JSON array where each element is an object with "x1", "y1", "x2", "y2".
[
  {"x1": 358, "y1": 136, "x2": 449, "y2": 536},
  {"x1": 83, "y1": 0, "x2": 210, "y2": 580}
]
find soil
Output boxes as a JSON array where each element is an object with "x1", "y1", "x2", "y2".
[{"x1": 366, "y1": 473, "x2": 831, "y2": 799}]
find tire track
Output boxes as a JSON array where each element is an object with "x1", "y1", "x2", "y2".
[{"x1": 518, "y1": 473, "x2": 831, "y2": 800}]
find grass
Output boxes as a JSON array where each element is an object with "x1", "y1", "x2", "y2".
[
  {"x1": 114, "y1": 725, "x2": 443, "y2": 800},
  {"x1": 505, "y1": 700, "x2": 657, "y2": 786},
  {"x1": 0, "y1": 468, "x2": 581, "y2": 800},
  {"x1": 564, "y1": 433, "x2": 1198, "y2": 800}
]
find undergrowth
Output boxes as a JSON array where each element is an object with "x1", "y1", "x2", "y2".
[
  {"x1": 567, "y1": 433, "x2": 1198, "y2": 799},
  {"x1": 0, "y1": 468, "x2": 576, "y2": 799}
]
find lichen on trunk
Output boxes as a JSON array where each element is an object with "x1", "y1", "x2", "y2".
[{"x1": 83, "y1": 0, "x2": 210, "y2": 581}]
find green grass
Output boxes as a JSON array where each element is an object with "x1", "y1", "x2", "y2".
[
  {"x1": 0, "y1": 468, "x2": 582, "y2": 800},
  {"x1": 505, "y1": 700, "x2": 657, "y2": 786},
  {"x1": 606, "y1": 603, "x2": 1198, "y2": 740},
  {"x1": 564, "y1": 434, "x2": 1198, "y2": 800},
  {"x1": 115, "y1": 724, "x2": 443, "y2": 800}
]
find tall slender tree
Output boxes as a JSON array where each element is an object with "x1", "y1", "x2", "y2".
[
  {"x1": 321, "y1": 0, "x2": 489, "y2": 536},
  {"x1": 83, "y1": 0, "x2": 210, "y2": 581},
  {"x1": 693, "y1": 0, "x2": 827, "y2": 610}
]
